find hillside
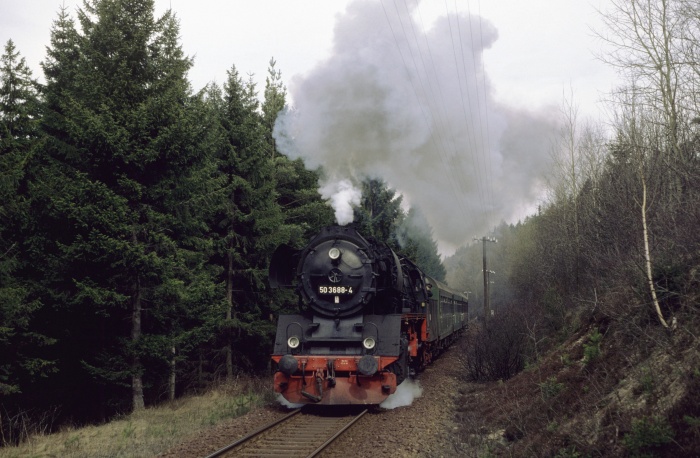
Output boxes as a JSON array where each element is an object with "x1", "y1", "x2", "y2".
[{"x1": 455, "y1": 309, "x2": 700, "y2": 457}]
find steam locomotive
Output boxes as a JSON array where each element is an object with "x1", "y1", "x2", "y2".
[{"x1": 269, "y1": 225, "x2": 468, "y2": 405}]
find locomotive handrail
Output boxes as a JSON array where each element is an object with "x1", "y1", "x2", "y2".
[
  {"x1": 363, "y1": 321, "x2": 379, "y2": 340},
  {"x1": 285, "y1": 321, "x2": 305, "y2": 349}
]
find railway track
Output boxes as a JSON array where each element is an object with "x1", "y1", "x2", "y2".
[{"x1": 204, "y1": 407, "x2": 368, "y2": 458}]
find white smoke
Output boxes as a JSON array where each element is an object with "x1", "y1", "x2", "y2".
[
  {"x1": 319, "y1": 178, "x2": 362, "y2": 226},
  {"x1": 275, "y1": 393, "x2": 304, "y2": 409},
  {"x1": 273, "y1": 0, "x2": 559, "y2": 247},
  {"x1": 380, "y1": 378, "x2": 423, "y2": 409}
]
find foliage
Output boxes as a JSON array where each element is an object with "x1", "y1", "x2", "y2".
[
  {"x1": 203, "y1": 64, "x2": 287, "y2": 376},
  {"x1": 355, "y1": 178, "x2": 447, "y2": 279},
  {"x1": 31, "y1": 0, "x2": 221, "y2": 416},
  {"x1": 538, "y1": 376, "x2": 565, "y2": 401},
  {"x1": 1, "y1": 0, "x2": 698, "y2": 449},
  {"x1": 582, "y1": 329, "x2": 602, "y2": 365},
  {"x1": 622, "y1": 415, "x2": 674, "y2": 457},
  {"x1": 0, "y1": 39, "x2": 51, "y2": 401},
  {"x1": 354, "y1": 178, "x2": 403, "y2": 247},
  {"x1": 396, "y1": 207, "x2": 446, "y2": 281}
]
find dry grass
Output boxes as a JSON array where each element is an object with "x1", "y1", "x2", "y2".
[
  {"x1": 0, "y1": 376, "x2": 273, "y2": 458},
  {"x1": 455, "y1": 308, "x2": 700, "y2": 457}
]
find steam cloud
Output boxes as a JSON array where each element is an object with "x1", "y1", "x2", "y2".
[
  {"x1": 380, "y1": 379, "x2": 423, "y2": 409},
  {"x1": 275, "y1": 393, "x2": 304, "y2": 409},
  {"x1": 320, "y1": 178, "x2": 362, "y2": 226},
  {"x1": 273, "y1": 0, "x2": 558, "y2": 253}
]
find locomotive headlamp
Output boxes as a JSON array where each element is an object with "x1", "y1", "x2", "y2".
[
  {"x1": 328, "y1": 247, "x2": 341, "y2": 260},
  {"x1": 362, "y1": 337, "x2": 376, "y2": 350},
  {"x1": 287, "y1": 336, "x2": 301, "y2": 349}
]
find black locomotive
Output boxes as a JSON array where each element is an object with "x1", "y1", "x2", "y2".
[{"x1": 269, "y1": 225, "x2": 468, "y2": 405}]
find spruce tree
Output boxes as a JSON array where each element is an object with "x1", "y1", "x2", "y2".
[
  {"x1": 261, "y1": 60, "x2": 333, "y2": 244},
  {"x1": 262, "y1": 58, "x2": 286, "y2": 159},
  {"x1": 396, "y1": 208, "x2": 447, "y2": 281},
  {"x1": 35, "y1": 0, "x2": 213, "y2": 416},
  {"x1": 0, "y1": 39, "x2": 49, "y2": 397},
  {"x1": 355, "y1": 178, "x2": 404, "y2": 248},
  {"x1": 207, "y1": 66, "x2": 286, "y2": 377}
]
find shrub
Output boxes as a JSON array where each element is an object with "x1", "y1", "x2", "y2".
[
  {"x1": 582, "y1": 329, "x2": 602, "y2": 365},
  {"x1": 622, "y1": 415, "x2": 674, "y2": 457},
  {"x1": 539, "y1": 376, "x2": 565, "y2": 401},
  {"x1": 462, "y1": 309, "x2": 527, "y2": 381}
]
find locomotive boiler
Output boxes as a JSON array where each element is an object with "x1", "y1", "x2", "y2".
[{"x1": 269, "y1": 225, "x2": 468, "y2": 405}]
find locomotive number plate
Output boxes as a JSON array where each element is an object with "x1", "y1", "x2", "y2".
[{"x1": 318, "y1": 286, "x2": 354, "y2": 294}]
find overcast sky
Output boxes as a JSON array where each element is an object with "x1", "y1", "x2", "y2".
[
  {"x1": 1, "y1": 0, "x2": 616, "y2": 115},
  {"x1": 0, "y1": 0, "x2": 621, "y2": 254}
]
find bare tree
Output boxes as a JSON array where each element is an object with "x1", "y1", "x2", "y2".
[
  {"x1": 546, "y1": 89, "x2": 610, "y2": 296},
  {"x1": 597, "y1": 0, "x2": 684, "y2": 155},
  {"x1": 612, "y1": 88, "x2": 671, "y2": 328}
]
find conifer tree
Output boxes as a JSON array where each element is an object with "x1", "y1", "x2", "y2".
[
  {"x1": 262, "y1": 58, "x2": 286, "y2": 159},
  {"x1": 261, "y1": 60, "x2": 333, "y2": 245},
  {"x1": 207, "y1": 66, "x2": 285, "y2": 377},
  {"x1": 355, "y1": 178, "x2": 404, "y2": 248},
  {"x1": 0, "y1": 39, "x2": 49, "y2": 397},
  {"x1": 35, "y1": 0, "x2": 212, "y2": 415},
  {"x1": 396, "y1": 207, "x2": 446, "y2": 281}
]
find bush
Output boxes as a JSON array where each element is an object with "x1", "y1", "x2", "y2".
[
  {"x1": 539, "y1": 376, "x2": 565, "y2": 400},
  {"x1": 462, "y1": 309, "x2": 527, "y2": 381},
  {"x1": 582, "y1": 329, "x2": 602, "y2": 365},
  {"x1": 622, "y1": 415, "x2": 674, "y2": 457}
]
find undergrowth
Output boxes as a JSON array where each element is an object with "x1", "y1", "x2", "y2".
[{"x1": 0, "y1": 375, "x2": 275, "y2": 458}]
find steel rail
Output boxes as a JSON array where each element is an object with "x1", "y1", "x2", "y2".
[
  {"x1": 203, "y1": 408, "x2": 301, "y2": 458},
  {"x1": 307, "y1": 409, "x2": 368, "y2": 457},
  {"x1": 202, "y1": 408, "x2": 367, "y2": 458}
]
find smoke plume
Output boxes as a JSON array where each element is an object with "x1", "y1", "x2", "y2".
[
  {"x1": 380, "y1": 378, "x2": 423, "y2": 409},
  {"x1": 273, "y1": 0, "x2": 559, "y2": 253}
]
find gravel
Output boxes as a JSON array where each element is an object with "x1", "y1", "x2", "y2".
[{"x1": 160, "y1": 344, "x2": 468, "y2": 457}]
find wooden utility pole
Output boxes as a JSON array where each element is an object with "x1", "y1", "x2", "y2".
[{"x1": 475, "y1": 236, "x2": 497, "y2": 319}]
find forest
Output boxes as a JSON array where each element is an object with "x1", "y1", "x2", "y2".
[{"x1": 1, "y1": 0, "x2": 699, "y2": 451}]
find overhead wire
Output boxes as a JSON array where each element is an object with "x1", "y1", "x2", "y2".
[
  {"x1": 380, "y1": 0, "x2": 473, "y2": 223},
  {"x1": 379, "y1": 0, "x2": 498, "y2": 234},
  {"x1": 442, "y1": 0, "x2": 489, "y2": 219},
  {"x1": 475, "y1": 0, "x2": 497, "y2": 230},
  {"x1": 458, "y1": 0, "x2": 497, "y2": 227},
  {"x1": 397, "y1": 0, "x2": 475, "y2": 222},
  {"x1": 410, "y1": 0, "x2": 489, "y2": 223}
]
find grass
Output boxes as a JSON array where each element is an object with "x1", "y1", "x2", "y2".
[{"x1": 0, "y1": 377, "x2": 274, "y2": 458}]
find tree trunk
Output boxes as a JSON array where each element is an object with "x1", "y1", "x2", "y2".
[
  {"x1": 132, "y1": 274, "x2": 145, "y2": 411},
  {"x1": 169, "y1": 345, "x2": 176, "y2": 402},
  {"x1": 225, "y1": 248, "x2": 234, "y2": 380},
  {"x1": 640, "y1": 175, "x2": 669, "y2": 329},
  {"x1": 198, "y1": 349, "x2": 204, "y2": 389}
]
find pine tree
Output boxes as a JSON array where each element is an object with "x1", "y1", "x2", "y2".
[
  {"x1": 355, "y1": 178, "x2": 404, "y2": 248},
  {"x1": 396, "y1": 208, "x2": 446, "y2": 281},
  {"x1": 0, "y1": 39, "x2": 50, "y2": 397},
  {"x1": 35, "y1": 0, "x2": 213, "y2": 416},
  {"x1": 206, "y1": 65, "x2": 286, "y2": 377},
  {"x1": 262, "y1": 58, "x2": 286, "y2": 159},
  {"x1": 261, "y1": 60, "x2": 333, "y2": 245}
]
